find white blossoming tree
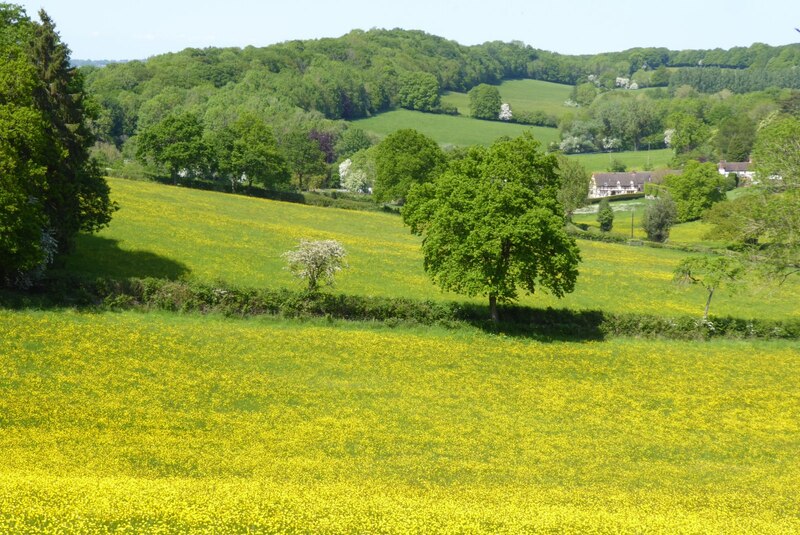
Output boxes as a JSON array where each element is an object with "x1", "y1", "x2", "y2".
[
  {"x1": 498, "y1": 103, "x2": 513, "y2": 121},
  {"x1": 283, "y1": 239, "x2": 348, "y2": 293}
]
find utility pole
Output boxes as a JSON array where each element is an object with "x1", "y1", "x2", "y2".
[{"x1": 631, "y1": 209, "x2": 635, "y2": 239}]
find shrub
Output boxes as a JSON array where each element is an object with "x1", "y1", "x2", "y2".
[
  {"x1": 642, "y1": 194, "x2": 677, "y2": 242},
  {"x1": 282, "y1": 240, "x2": 348, "y2": 293},
  {"x1": 597, "y1": 198, "x2": 614, "y2": 232}
]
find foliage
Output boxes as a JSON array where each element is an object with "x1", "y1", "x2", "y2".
[
  {"x1": 468, "y1": 83, "x2": 502, "y2": 120},
  {"x1": 373, "y1": 129, "x2": 445, "y2": 202},
  {"x1": 715, "y1": 115, "x2": 756, "y2": 162},
  {"x1": 334, "y1": 127, "x2": 373, "y2": 160},
  {"x1": 403, "y1": 133, "x2": 580, "y2": 321},
  {"x1": 701, "y1": 116, "x2": 800, "y2": 281},
  {"x1": 666, "y1": 112, "x2": 711, "y2": 157},
  {"x1": 597, "y1": 197, "x2": 614, "y2": 232},
  {"x1": 397, "y1": 71, "x2": 441, "y2": 112},
  {"x1": 752, "y1": 115, "x2": 800, "y2": 191},
  {"x1": 338, "y1": 147, "x2": 376, "y2": 194},
  {"x1": 663, "y1": 161, "x2": 726, "y2": 222},
  {"x1": 278, "y1": 128, "x2": 329, "y2": 191},
  {"x1": 674, "y1": 255, "x2": 744, "y2": 319},
  {"x1": 607, "y1": 158, "x2": 627, "y2": 172},
  {"x1": 137, "y1": 111, "x2": 209, "y2": 183},
  {"x1": 642, "y1": 194, "x2": 677, "y2": 242},
  {"x1": 283, "y1": 239, "x2": 347, "y2": 292},
  {"x1": 0, "y1": 5, "x2": 115, "y2": 284},
  {"x1": 556, "y1": 156, "x2": 590, "y2": 218},
  {"x1": 208, "y1": 112, "x2": 289, "y2": 191}
]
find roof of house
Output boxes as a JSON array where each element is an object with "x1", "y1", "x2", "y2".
[
  {"x1": 591, "y1": 172, "x2": 654, "y2": 187},
  {"x1": 719, "y1": 161, "x2": 752, "y2": 172}
]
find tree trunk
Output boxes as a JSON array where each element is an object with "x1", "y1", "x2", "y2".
[
  {"x1": 704, "y1": 288, "x2": 714, "y2": 320},
  {"x1": 489, "y1": 294, "x2": 499, "y2": 323}
]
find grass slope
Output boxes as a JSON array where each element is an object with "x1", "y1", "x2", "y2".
[
  {"x1": 571, "y1": 148, "x2": 674, "y2": 173},
  {"x1": 441, "y1": 79, "x2": 574, "y2": 118},
  {"x1": 353, "y1": 109, "x2": 560, "y2": 147},
  {"x1": 1, "y1": 310, "x2": 798, "y2": 532},
  {"x1": 63, "y1": 178, "x2": 800, "y2": 320}
]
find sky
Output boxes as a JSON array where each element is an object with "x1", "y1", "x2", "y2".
[{"x1": 14, "y1": 0, "x2": 800, "y2": 61}]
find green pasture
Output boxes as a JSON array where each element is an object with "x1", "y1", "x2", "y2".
[
  {"x1": 570, "y1": 148, "x2": 674, "y2": 173},
  {"x1": 1, "y1": 310, "x2": 798, "y2": 532},
  {"x1": 572, "y1": 189, "x2": 746, "y2": 247},
  {"x1": 352, "y1": 109, "x2": 560, "y2": 148},
  {"x1": 441, "y1": 79, "x2": 574, "y2": 118},
  {"x1": 62, "y1": 178, "x2": 800, "y2": 320}
]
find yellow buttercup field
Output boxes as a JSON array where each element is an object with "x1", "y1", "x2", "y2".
[{"x1": 2, "y1": 309, "x2": 798, "y2": 533}]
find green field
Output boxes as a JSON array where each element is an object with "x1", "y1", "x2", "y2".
[
  {"x1": 2, "y1": 309, "x2": 798, "y2": 532},
  {"x1": 573, "y1": 190, "x2": 745, "y2": 246},
  {"x1": 571, "y1": 148, "x2": 674, "y2": 173},
  {"x1": 62, "y1": 178, "x2": 800, "y2": 320},
  {"x1": 352, "y1": 109, "x2": 560, "y2": 148},
  {"x1": 441, "y1": 79, "x2": 574, "y2": 118}
]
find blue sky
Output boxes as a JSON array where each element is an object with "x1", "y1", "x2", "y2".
[{"x1": 15, "y1": 0, "x2": 800, "y2": 60}]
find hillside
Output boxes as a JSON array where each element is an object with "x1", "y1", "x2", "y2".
[
  {"x1": 352, "y1": 109, "x2": 560, "y2": 147},
  {"x1": 441, "y1": 79, "x2": 573, "y2": 119},
  {"x1": 62, "y1": 178, "x2": 800, "y2": 320}
]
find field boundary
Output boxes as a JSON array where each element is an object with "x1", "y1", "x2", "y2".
[{"x1": 4, "y1": 275, "x2": 798, "y2": 341}]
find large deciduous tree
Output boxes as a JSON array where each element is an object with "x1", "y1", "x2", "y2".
[
  {"x1": 278, "y1": 128, "x2": 328, "y2": 191},
  {"x1": 209, "y1": 112, "x2": 289, "y2": 192},
  {"x1": 468, "y1": 84, "x2": 502, "y2": 120},
  {"x1": 403, "y1": 133, "x2": 581, "y2": 322},
  {"x1": 397, "y1": 71, "x2": 441, "y2": 112},
  {"x1": 28, "y1": 9, "x2": 116, "y2": 254},
  {"x1": 136, "y1": 111, "x2": 210, "y2": 184},
  {"x1": 663, "y1": 160, "x2": 726, "y2": 222},
  {"x1": 373, "y1": 129, "x2": 444, "y2": 203}
]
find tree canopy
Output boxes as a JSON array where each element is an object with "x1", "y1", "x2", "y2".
[
  {"x1": 137, "y1": 111, "x2": 209, "y2": 184},
  {"x1": 373, "y1": 129, "x2": 445, "y2": 203},
  {"x1": 663, "y1": 161, "x2": 726, "y2": 222},
  {"x1": 468, "y1": 84, "x2": 502, "y2": 120},
  {"x1": 402, "y1": 133, "x2": 580, "y2": 322},
  {"x1": 1, "y1": 4, "x2": 116, "y2": 285}
]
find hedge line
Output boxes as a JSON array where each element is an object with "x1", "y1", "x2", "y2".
[{"x1": 6, "y1": 276, "x2": 797, "y2": 341}]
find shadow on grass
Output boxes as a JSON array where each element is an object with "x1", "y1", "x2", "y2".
[
  {"x1": 63, "y1": 234, "x2": 191, "y2": 280},
  {"x1": 0, "y1": 235, "x2": 190, "y2": 311},
  {"x1": 458, "y1": 303, "x2": 607, "y2": 342}
]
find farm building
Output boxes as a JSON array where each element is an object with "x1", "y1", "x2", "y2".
[
  {"x1": 589, "y1": 170, "x2": 681, "y2": 198},
  {"x1": 590, "y1": 172, "x2": 656, "y2": 198},
  {"x1": 718, "y1": 161, "x2": 754, "y2": 183}
]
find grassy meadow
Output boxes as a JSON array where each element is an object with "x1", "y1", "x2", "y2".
[
  {"x1": 352, "y1": 109, "x2": 560, "y2": 148},
  {"x1": 2, "y1": 309, "x2": 799, "y2": 532},
  {"x1": 441, "y1": 79, "x2": 574, "y2": 119},
  {"x1": 571, "y1": 148, "x2": 674, "y2": 173},
  {"x1": 573, "y1": 190, "x2": 745, "y2": 247},
  {"x1": 63, "y1": 178, "x2": 800, "y2": 320}
]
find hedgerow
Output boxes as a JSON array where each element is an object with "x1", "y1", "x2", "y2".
[{"x1": 7, "y1": 275, "x2": 797, "y2": 341}]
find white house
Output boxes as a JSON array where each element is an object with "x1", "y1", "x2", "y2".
[
  {"x1": 590, "y1": 172, "x2": 655, "y2": 198},
  {"x1": 718, "y1": 161, "x2": 755, "y2": 184}
]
